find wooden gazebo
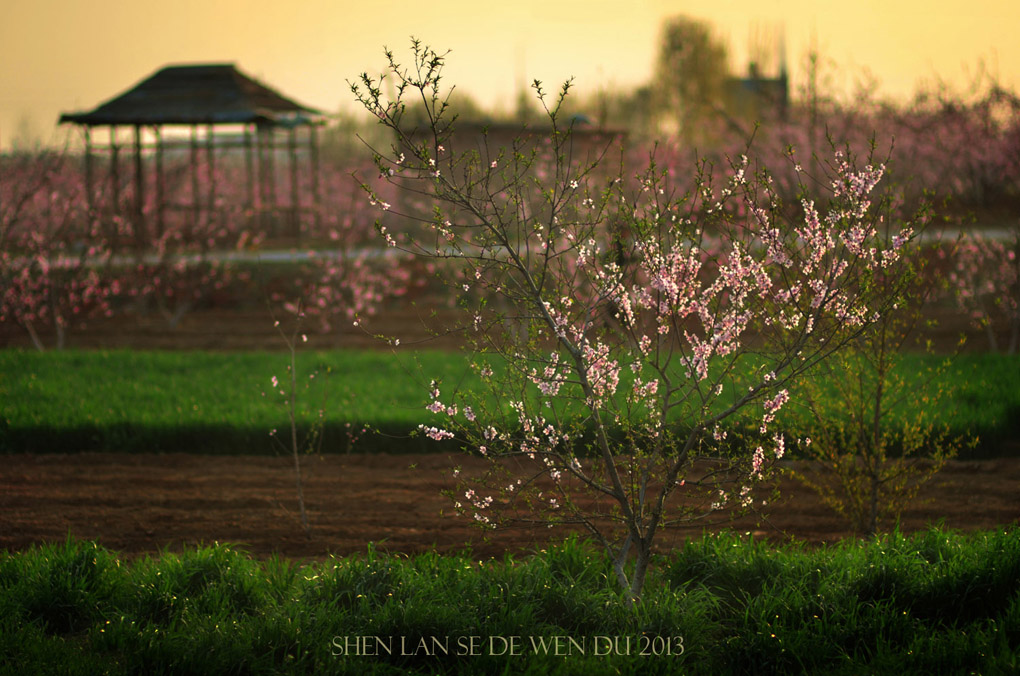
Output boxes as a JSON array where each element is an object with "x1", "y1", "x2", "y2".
[{"x1": 59, "y1": 63, "x2": 325, "y2": 244}]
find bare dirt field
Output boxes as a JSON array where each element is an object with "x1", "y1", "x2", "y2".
[
  {"x1": 0, "y1": 290, "x2": 998, "y2": 354},
  {"x1": 0, "y1": 299, "x2": 467, "y2": 352},
  {"x1": 2, "y1": 452, "x2": 1018, "y2": 561}
]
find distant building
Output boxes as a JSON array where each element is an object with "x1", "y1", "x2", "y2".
[
  {"x1": 59, "y1": 63, "x2": 326, "y2": 245},
  {"x1": 424, "y1": 118, "x2": 626, "y2": 168},
  {"x1": 725, "y1": 62, "x2": 790, "y2": 121},
  {"x1": 393, "y1": 118, "x2": 628, "y2": 235}
]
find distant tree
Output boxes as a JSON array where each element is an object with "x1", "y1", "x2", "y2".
[
  {"x1": 398, "y1": 89, "x2": 491, "y2": 129},
  {"x1": 0, "y1": 151, "x2": 114, "y2": 350},
  {"x1": 556, "y1": 85, "x2": 657, "y2": 139},
  {"x1": 320, "y1": 109, "x2": 390, "y2": 165},
  {"x1": 651, "y1": 16, "x2": 730, "y2": 143},
  {"x1": 949, "y1": 227, "x2": 1020, "y2": 354},
  {"x1": 11, "y1": 113, "x2": 43, "y2": 153}
]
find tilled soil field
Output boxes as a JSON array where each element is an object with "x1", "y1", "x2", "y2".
[
  {"x1": 2, "y1": 452, "x2": 1018, "y2": 561},
  {"x1": 0, "y1": 292, "x2": 1001, "y2": 354}
]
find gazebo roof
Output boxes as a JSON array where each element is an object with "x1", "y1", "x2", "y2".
[{"x1": 59, "y1": 63, "x2": 324, "y2": 127}]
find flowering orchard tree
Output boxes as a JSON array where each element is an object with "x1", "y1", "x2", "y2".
[
  {"x1": 280, "y1": 165, "x2": 415, "y2": 334},
  {"x1": 74, "y1": 156, "x2": 266, "y2": 328},
  {"x1": 1, "y1": 146, "x2": 413, "y2": 344},
  {"x1": 787, "y1": 235, "x2": 968, "y2": 537},
  {"x1": 0, "y1": 151, "x2": 114, "y2": 350},
  {"x1": 948, "y1": 227, "x2": 1020, "y2": 354},
  {"x1": 646, "y1": 66, "x2": 1020, "y2": 220},
  {"x1": 352, "y1": 42, "x2": 921, "y2": 603},
  {"x1": 128, "y1": 211, "x2": 261, "y2": 328}
]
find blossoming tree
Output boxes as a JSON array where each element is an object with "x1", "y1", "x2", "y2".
[
  {"x1": 949, "y1": 227, "x2": 1019, "y2": 354},
  {"x1": 0, "y1": 151, "x2": 114, "y2": 350},
  {"x1": 282, "y1": 164, "x2": 415, "y2": 334},
  {"x1": 352, "y1": 41, "x2": 921, "y2": 604}
]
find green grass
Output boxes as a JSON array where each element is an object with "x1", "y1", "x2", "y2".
[
  {"x1": 1, "y1": 349, "x2": 1017, "y2": 456},
  {"x1": 772, "y1": 352, "x2": 1020, "y2": 457},
  {"x1": 1, "y1": 528, "x2": 1017, "y2": 674},
  {"x1": 0, "y1": 349, "x2": 485, "y2": 455}
]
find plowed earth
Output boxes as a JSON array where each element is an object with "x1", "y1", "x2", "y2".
[{"x1": 2, "y1": 452, "x2": 1018, "y2": 561}]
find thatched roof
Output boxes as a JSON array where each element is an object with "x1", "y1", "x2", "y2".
[{"x1": 59, "y1": 63, "x2": 323, "y2": 127}]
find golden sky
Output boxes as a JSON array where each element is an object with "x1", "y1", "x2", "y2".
[{"x1": 2, "y1": 0, "x2": 1018, "y2": 150}]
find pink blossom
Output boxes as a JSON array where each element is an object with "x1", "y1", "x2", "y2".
[{"x1": 418, "y1": 425, "x2": 454, "y2": 441}]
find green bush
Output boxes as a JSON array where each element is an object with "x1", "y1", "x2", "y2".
[{"x1": 1, "y1": 528, "x2": 1018, "y2": 674}]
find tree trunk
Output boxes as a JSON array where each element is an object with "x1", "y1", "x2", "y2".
[
  {"x1": 627, "y1": 545, "x2": 652, "y2": 605},
  {"x1": 868, "y1": 472, "x2": 880, "y2": 537},
  {"x1": 985, "y1": 321, "x2": 1000, "y2": 353},
  {"x1": 288, "y1": 347, "x2": 311, "y2": 537},
  {"x1": 23, "y1": 319, "x2": 45, "y2": 352},
  {"x1": 612, "y1": 554, "x2": 631, "y2": 604}
]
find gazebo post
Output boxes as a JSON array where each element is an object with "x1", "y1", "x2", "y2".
[
  {"x1": 133, "y1": 124, "x2": 146, "y2": 248},
  {"x1": 83, "y1": 126, "x2": 94, "y2": 218},
  {"x1": 190, "y1": 124, "x2": 200, "y2": 236},
  {"x1": 257, "y1": 122, "x2": 268, "y2": 235},
  {"x1": 309, "y1": 124, "x2": 321, "y2": 231},
  {"x1": 109, "y1": 125, "x2": 120, "y2": 224},
  {"x1": 154, "y1": 125, "x2": 164, "y2": 238},
  {"x1": 267, "y1": 125, "x2": 277, "y2": 237},
  {"x1": 244, "y1": 123, "x2": 255, "y2": 220},
  {"x1": 289, "y1": 126, "x2": 300, "y2": 242},
  {"x1": 206, "y1": 123, "x2": 216, "y2": 225}
]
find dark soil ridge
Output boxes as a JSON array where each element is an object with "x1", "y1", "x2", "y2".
[{"x1": 2, "y1": 453, "x2": 1017, "y2": 561}]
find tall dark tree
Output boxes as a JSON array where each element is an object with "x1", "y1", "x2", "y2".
[{"x1": 652, "y1": 16, "x2": 730, "y2": 143}]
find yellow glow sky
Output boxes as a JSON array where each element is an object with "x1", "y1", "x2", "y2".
[{"x1": 2, "y1": 0, "x2": 1018, "y2": 150}]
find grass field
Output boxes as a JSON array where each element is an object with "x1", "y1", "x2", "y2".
[
  {"x1": 0, "y1": 349, "x2": 469, "y2": 454},
  {"x1": 1, "y1": 529, "x2": 1017, "y2": 674},
  {"x1": 1, "y1": 349, "x2": 1017, "y2": 457}
]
